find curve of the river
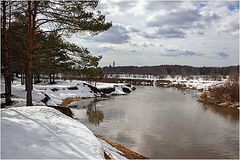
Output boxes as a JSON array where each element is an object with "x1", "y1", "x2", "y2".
[{"x1": 71, "y1": 86, "x2": 239, "y2": 159}]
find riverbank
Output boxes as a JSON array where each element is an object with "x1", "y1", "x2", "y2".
[
  {"x1": 198, "y1": 81, "x2": 239, "y2": 109},
  {"x1": 98, "y1": 76, "x2": 239, "y2": 109},
  {"x1": 95, "y1": 134, "x2": 148, "y2": 159},
  {"x1": 97, "y1": 75, "x2": 226, "y2": 90}
]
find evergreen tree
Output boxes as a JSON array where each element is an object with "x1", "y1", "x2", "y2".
[
  {"x1": 24, "y1": 1, "x2": 112, "y2": 105},
  {"x1": 1, "y1": 1, "x2": 13, "y2": 105}
]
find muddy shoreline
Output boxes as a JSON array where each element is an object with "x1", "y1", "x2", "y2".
[{"x1": 95, "y1": 134, "x2": 148, "y2": 159}]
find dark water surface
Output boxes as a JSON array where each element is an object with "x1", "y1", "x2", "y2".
[{"x1": 71, "y1": 86, "x2": 239, "y2": 159}]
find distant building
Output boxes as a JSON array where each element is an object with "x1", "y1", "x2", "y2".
[{"x1": 113, "y1": 61, "x2": 115, "y2": 67}]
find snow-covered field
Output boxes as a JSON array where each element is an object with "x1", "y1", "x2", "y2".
[
  {"x1": 107, "y1": 74, "x2": 227, "y2": 90},
  {"x1": 163, "y1": 76, "x2": 226, "y2": 90}
]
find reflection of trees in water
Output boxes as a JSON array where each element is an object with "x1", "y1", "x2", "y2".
[
  {"x1": 86, "y1": 102, "x2": 104, "y2": 126},
  {"x1": 201, "y1": 103, "x2": 239, "y2": 122}
]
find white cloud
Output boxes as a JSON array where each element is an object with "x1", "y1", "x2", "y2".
[
  {"x1": 216, "y1": 10, "x2": 239, "y2": 35},
  {"x1": 69, "y1": 0, "x2": 239, "y2": 67}
]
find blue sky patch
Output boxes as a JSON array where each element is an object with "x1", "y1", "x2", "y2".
[{"x1": 228, "y1": 2, "x2": 239, "y2": 11}]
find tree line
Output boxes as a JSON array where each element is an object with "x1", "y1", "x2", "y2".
[
  {"x1": 1, "y1": 1, "x2": 112, "y2": 106},
  {"x1": 103, "y1": 65, "x2": 239, "y2": 77}
]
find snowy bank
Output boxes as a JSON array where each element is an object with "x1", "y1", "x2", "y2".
[
  {"x1": 1, "y1": 79, "x2": 135, "y2": 107},
  {"x1": 164, "y1": 76, "x2": 225, "y2": 90},
  {"x1": 1, "y1": 79, "x2": 101, "y2": 106},
  {"x1": 1, "y1": 105, "x2": 136, "y2": 159},
  {"x1": 1, "y1": 106, "x2": 104, "y2": 159},
  {"x1": 96, "y1": 83, "x2": 134, "y2": 95},
  {"x1": 35, "y1": 80, "x2": 100, "y2": 105}
]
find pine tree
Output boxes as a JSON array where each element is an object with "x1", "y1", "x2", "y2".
[
  {"x1": 25, "y1": 1, "x2": 111, "y2": 105},
  {"x1": 1, "y1": 1, "x2": 12, "y2": 106}
]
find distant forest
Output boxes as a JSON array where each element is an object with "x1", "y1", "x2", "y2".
[{"x1": 103, "y1": 65, "x2": 239, "y2": 76}]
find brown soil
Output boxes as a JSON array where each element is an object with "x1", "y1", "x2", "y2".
[{"x1": 95, "y1": 134, "x2": 149, "y2": 159}]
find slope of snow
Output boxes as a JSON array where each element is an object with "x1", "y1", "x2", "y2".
[
  {"x1": 96, "y1": 82, "x2": 126, "y2": 89},
  {"x1": 111, "y1": 85, "x2": 126, "y2": 95},
  {"x1": 1, "y1": 106, "x2": 105, "y2": 159},
  {"x1": 96, "y1": 83, "x2": 128, "y2": 95},
  {"x1": 11, "y1": 84, "x2": 46, "y2": 104},
  {"x1": 1, "y1": 79, "x2": 99, "y2": 106},
  {"x1": 36, "y1": 80, "x2": 98, "y2": 104}
]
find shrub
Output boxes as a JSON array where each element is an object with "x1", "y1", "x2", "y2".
[{"x1": 199, "y1": 81, "x2": 239, "y2": 107}]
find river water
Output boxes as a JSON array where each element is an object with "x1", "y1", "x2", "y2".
[{"x1": 71, "y1": 86, "x2": 239, "y2": 159}]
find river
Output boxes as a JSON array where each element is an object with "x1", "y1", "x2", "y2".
[{"x1": 71, "y1": 86, "x2": 239, "y2": 159}]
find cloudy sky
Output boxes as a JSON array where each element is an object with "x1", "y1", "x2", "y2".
[{"x1": 68, "y1": 0, "x2": 239, "y2": 67}]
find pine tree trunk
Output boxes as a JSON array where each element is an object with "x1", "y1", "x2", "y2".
[
  {"x1": 26, "y1": 1, "x2": 33, "y2": 106},
  {"x1": 21, "y1": 73, "x2": 24, "y2": 85},
  {"x1": 25, "y1": 67, "x2": 27, "y2": 90},
  {"x1": 37, "y1": 74, "x2": 40, "y2": 83},
  {"x1": 53, "y1": 52, "x2": 56, "y2": 84},
  {"x1": 49, "y1": 74, "x2": 52, "y2": 83},
  {"x1": 33, "y1": 75, "x2": 36, "y2": 84},
  {"x1": 2, "y1": 1, "x2": 12, "y2": 105},
  {"x1": 9, "y1": 4, "x2": 12, "y2": 86},
  {"x1": 26, "y1": 1, "x2": 39, "y2": 105},
  {"x1": 53, "y1": 73, "x2": 55, "y2": 84}
]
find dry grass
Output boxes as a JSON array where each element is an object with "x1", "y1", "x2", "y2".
[
  {"x1": 95, "y1": 134, "x2": 148, "y2": 159},
  {"x1": 59, "y1": 97, "x2": 81, "y2": 107},
  {"x1": 199, "y1": 81, "x2": 239, "y2": 108}
]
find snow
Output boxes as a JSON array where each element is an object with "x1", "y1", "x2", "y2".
[
  {"x1": 4, "y1": 98, "x2": 43, "y2": 108},
  {"x1": 12, "y1": 84, "x2": 46, "y2": 104},
  {"x1": 96, "y1": 82, "x2": 129, "y2": 95},
  {"x1": 96, "y1": 82, "x2": 124, "y2": 89},
  {"x1": 35, "y1": 80, "x2": 98, "y2": 104},
  {"x1": 1, "y1": 106, "x2": 105, "y2": 159},
  {"x1": 170, "y1": 78, "x2": 223, "y2": 90},
  {"x1": 106, "y1": 74, "x2": 226, "y2": 90},
  {"x1": 1, "y1": 105, "x2": 129, "y2": 159},
  {"x1": 108, "y1": 74, "x2": 229, "y2": 90},
  {"x1": 111, "y1": 85, "x2": 126, "y2": 95},
  {"x1": 1, "y1": 79, "x2": 99, "y2": 106}
]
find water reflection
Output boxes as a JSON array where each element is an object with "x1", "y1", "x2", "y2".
[
  {"x1": 201, "y1": 103, "x2": 239, "y2": 122},
  {"x1": 86, "y1": 102, "x2": 104, "y2": 126},
  {"x1": 71, "y1": 98, "x2": 95, "y2": 109},
  {"x1": 70, "y1": 98, "x2": 105, "y2": 126}
]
